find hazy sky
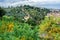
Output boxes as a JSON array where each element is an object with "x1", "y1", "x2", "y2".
[{"x1": 0, "y1": 0, "x2": 60, "y2": 9}]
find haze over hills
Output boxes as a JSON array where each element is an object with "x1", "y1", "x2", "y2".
[{"x1": 0, "y1": 0, "x2": 60, "y2": 9}]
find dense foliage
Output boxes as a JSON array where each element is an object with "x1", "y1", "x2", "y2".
[
  {"x1": 0, "y1": 7, "x2": 6, "y2": 17},
  {"x1": 39, "y1": 15, "x2": 60, "y2": 40},
  {"x1": 0, "y1": 16, "x2": 39, "y2": 40},
  {"x1": 0, "y1": 5, "x2": 60, "y2": 40},
  {"x1": 6, "y1": 5, "x2": 50, "y2": 26}
]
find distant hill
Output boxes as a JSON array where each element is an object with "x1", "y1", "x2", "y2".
[
  {"x1": 0, "y1": 5, "x2": 50, "y2": 26},
  {"x1": 5, "y1": 5, "x2": 50, "y2": 25}
]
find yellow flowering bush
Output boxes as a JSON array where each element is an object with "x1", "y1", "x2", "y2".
[
  {"x1": 7, "y1": 22, "x2": 14, "y2": 32},
  {"x1": 0, "y1": 21, "x2": 14, "y2": 33},
  {"x1": 39, "y1": 15, "x2": 60, "y2": 40},
  {"x1": 20, "y1": 36, "x2": 26, "y2": 40}
]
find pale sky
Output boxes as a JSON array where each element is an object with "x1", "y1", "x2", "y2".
[{"x1": 0, "y1": 0, "x2": 60, "y2": 9}]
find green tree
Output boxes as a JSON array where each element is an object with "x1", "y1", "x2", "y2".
[{"x1": 0, "y1": 7, "x2": 6, "y2": 18}]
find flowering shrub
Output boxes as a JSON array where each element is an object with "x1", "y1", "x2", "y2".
[
  {"x1": 0, "y1": 16, "x2": 39, "y2": 40},
  {"x1": 39, "y1": 15, "x2": 60, "y2": 40}
]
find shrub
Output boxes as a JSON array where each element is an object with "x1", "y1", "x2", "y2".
[
  {"x1": 0, "y1": 7, "x2": 6, "y2": 18},
  {"x1": 0, "y1": 16, "x2": 40, "y2": 40},
  {"x1": 39, "y1": 15, "x2": 60, "y2": 40}
]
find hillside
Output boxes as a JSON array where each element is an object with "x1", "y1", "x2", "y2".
[
  {"x1": 0, "y1": 5, "x2": 60, "y2": 40},
  {"x1": 4, "y1": 5, "x2": 50, "y2": 26}
]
